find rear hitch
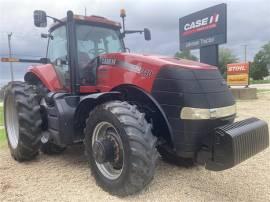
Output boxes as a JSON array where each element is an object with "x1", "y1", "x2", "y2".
[{"x1": 197, "y1": 117, "x2": 269, "y2": 171}]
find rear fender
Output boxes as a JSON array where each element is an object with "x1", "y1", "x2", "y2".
[{"x1": 24, "y1": 64, "x2": 63, "y2": 92}]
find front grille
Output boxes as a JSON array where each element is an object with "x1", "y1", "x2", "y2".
[{"x1": 151, "y1": 66, "x2": 235, "y2": 157}]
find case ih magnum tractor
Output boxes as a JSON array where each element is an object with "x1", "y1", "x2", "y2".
[{"x1": 2, "y1": 10, "x2": 269, "y2": 196}]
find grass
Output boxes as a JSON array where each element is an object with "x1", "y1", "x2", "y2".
[
  {"x1": 0, "y1": 128, "x2": 6, "y2": 148},
  {"x1": 0, "y1": 103, "x2": 3, "y2": 126},
  {"x1": 0, "y1": 104, "x2": 6, "y2": 147},
  {"x1": 250, "y1": 79, "x2": 270, "y2": 84},
  {"x1": 257, "y1": 89, "x2": 270, "y2": 93}
]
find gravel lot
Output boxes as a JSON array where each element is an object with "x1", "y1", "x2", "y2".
[{"x1": 0, "y1": 93, "x2": 269, "y2": 202}]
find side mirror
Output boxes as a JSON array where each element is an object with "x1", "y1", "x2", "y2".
[
  {"x1": 34, "y1": 10, "x2": 47, "y2": 27},
  {"x1": 40, "y1": 57, "x2": 50, "y2": 64},
  {"x1": 41, "y1": 33, "x2": 53, "y2": 39},
  {"x1": 144, "y1": 28, "x2": 151, "y2": 41}
]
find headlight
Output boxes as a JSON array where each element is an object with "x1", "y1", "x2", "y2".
[{"x1": 180, "y1": 104, "x2": 236, "y2": 120}]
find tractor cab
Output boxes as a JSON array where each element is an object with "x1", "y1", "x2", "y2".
[
  {"x1": 46, "y1": 15, "x2": 125, "y2": 87},
  {"x1": 34, "y1": 10, "x2": 151, "y2": 93}
]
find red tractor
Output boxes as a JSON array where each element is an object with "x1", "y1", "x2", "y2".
[{"x1": 2, "y1": 10, "x2": 269, "y2": 196}]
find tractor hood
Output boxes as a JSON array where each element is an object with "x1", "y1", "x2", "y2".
[
  {"x1": 100, "y1": 52, "x2": 234, "y2": 109},
  {"x1": 100, "y1": 52, "x2": 217, "y2": 71}
]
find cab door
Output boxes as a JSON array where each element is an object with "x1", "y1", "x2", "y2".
[{"x1": 47, "y1": 25, "x2": 70, "y2": 90}]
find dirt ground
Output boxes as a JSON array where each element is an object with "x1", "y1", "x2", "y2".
[{"x1": 0, "y1": 93, "x2": 269, "y2": 202}]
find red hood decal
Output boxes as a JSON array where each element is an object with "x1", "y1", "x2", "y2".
[{"x1": 100, "y1": 53, "x2": 217, "y2": 70}]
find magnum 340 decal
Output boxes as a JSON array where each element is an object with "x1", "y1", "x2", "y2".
[{"x1": 100, "y1": 57, "x2": 153, "y2": 78}]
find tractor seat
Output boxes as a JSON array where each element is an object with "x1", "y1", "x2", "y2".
[{"x1": 78, "y1": 52, "x2": 95, "y2": 85}]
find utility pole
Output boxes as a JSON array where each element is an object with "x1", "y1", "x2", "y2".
[
  {"x1": 243, "y1": 44, "x2": 247, "y2": 63},
  {"x1": 84, "y1": 7, "x2": 87, "y2": 16},
  {"x1": 8, "y1": 32, "x2": 14, "y2": 81}
]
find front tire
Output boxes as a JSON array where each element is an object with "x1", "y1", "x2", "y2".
[
  {"x1": 4, "y1": 81, "x2": 42, "y2": 161},
  {"x1": 84, "y1": 101, "x2": 158, "y2": 196}
]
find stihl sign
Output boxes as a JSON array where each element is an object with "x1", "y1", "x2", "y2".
[
  {"x1": 227, "y1": 63, "x2": 249, "y2": 74},
  {"x1": 227, "y1": 63, "x2": 250, "y2": 86},
  {"x1": 179, "y1": 4, "x2": 227, "y2": 50}
]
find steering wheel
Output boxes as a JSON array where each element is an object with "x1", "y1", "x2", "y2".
[{"x1": 88, "y1": 48, "x2": 106, "y2": 56}]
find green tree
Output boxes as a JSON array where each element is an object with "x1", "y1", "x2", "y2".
[
  {"x1": 0, "y1": 85, "x2": 8, "y2": 101},
  {"x1": 250, "y1": 42, "x2": 270, "y2": 80},
  {"x1": 174, "y1": 50, "x2": 198, "y2": 61},
  {"x1": 218, "y1": 48, "x2": 238, "y2": 76}
]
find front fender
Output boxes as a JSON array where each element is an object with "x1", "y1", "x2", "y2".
[{"x1": 74, "y1": 91, "x2": 122, "y2": 130}]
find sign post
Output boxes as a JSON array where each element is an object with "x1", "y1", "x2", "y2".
[
  {"x1": 200, "y1": 45, "x2": 218, "y2": 66},
  {"x1": 179, "y1": 3, "x2": 227, "y2": 66}
]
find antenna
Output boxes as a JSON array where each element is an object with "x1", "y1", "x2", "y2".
[{"x1": 7, "y1": 32, "x2": 14, "y2": 81}]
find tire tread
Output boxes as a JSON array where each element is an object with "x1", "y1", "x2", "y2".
[
  {"x1": 4, "y1": 81, "x2": 42, "y2": 161},
  {"x1": 84, "y1": 100, "x2": 158, "y2": 196}
]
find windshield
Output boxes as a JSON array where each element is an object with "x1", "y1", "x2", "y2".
[
  {"x1": 76, "y1": 24, "x2": 124, "y2": 63},
  {"x1": 76, "y1": 24, "x2": 124, "y2": 85}
]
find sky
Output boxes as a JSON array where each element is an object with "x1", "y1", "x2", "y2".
[{"x1": 0, "y1": 0, "x2": 270, "y2": 85}]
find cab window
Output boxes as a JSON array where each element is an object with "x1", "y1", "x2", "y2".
[
  {"x1": 47, "y1": 26, "x2": 69, "y2": 88},
  {"x1": 76, "y1": 24, "x2": 124, "y2": 85}
]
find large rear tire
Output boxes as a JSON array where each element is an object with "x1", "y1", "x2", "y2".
[
  {"x1": 84, "y1": 101, "x2": 158, "y2": 196},
  {"x1": 4, "y1": 81, "x2": 42, "y2": 161}
]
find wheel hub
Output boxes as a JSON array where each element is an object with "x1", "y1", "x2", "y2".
[
  {"x1": 92, "y1": 121, "x2": 124, "y2": 180},
  {"x1": 93, "y1": 138, "x2": 115, "y2": 164}
]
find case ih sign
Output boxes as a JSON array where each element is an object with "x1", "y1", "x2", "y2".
[
  {"x1": 179, "y1": 4, "x2": 227, "y2": 50},
  {"x1": 227, "y1": 63, "x2": 250, "y2": 86}
]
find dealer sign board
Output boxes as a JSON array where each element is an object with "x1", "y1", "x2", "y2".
[
  {"x1": 227, "y1": 63, "x2": 250, "y2": 86},
  {"x1": 179, "y1": 3, "x2": 227, "y2": 50}
]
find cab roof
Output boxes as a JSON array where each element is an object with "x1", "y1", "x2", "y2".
[{"x1": 49, "y1": 14, "x2": 121, "y2": 31}]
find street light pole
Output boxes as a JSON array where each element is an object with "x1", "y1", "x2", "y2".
[
  {"x1": 8, "y1": 32, "x2": 14, "y2": 81},
  {"x1": 243, "y1": 44, "x2": 247, "y2": 63}
]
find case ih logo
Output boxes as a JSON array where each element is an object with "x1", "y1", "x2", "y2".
[
  {"x1": 182, "y1": 14, "x2": 220, "y2": 36},
  {"x1": 179, "y1": 3, "x2": 226, "y2": 50}
]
